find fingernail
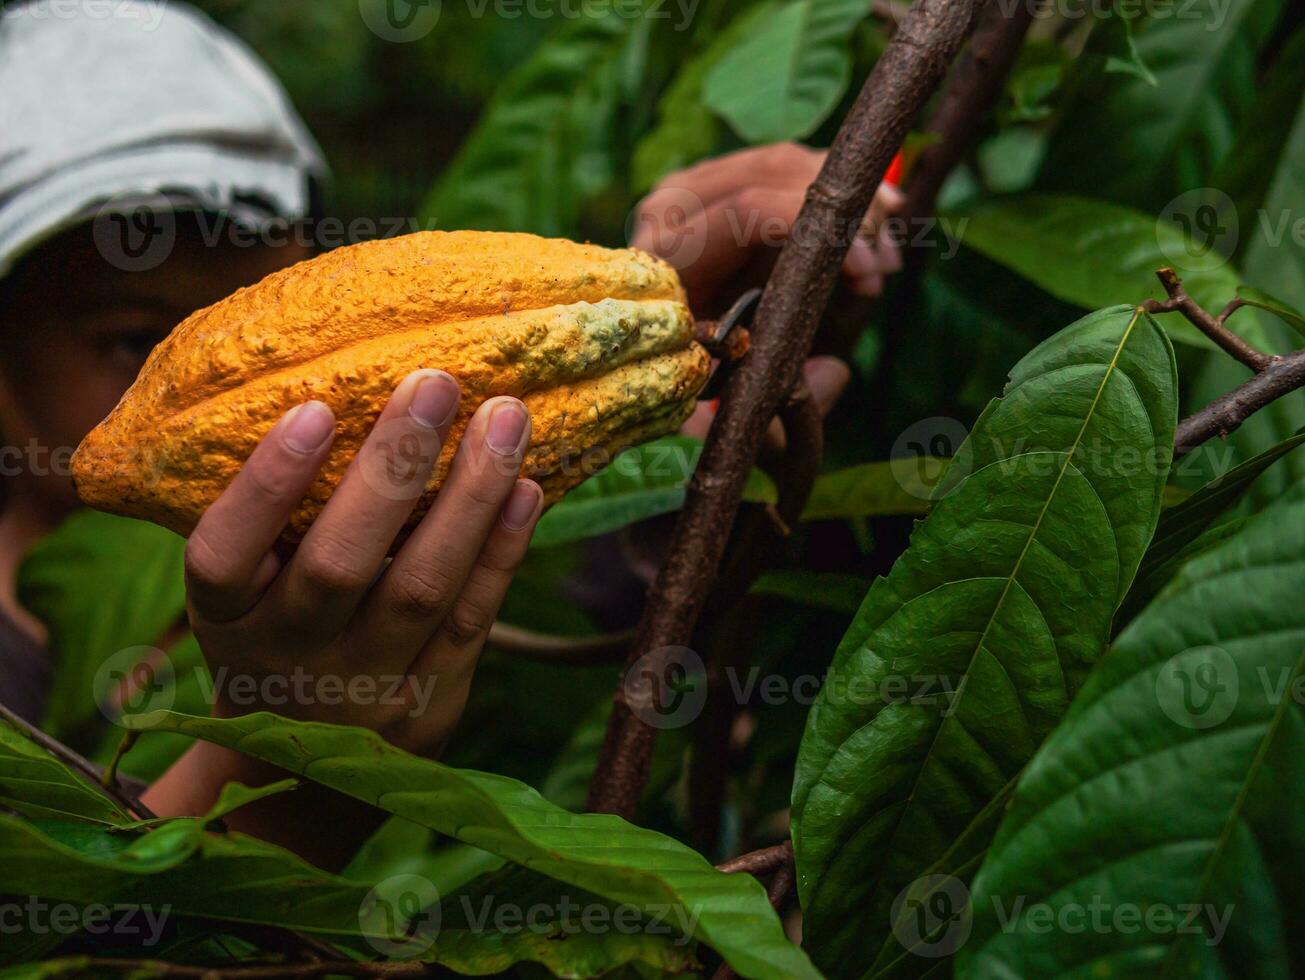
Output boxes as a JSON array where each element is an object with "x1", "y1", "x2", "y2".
[
  {"x1": 408, "y1": 371, "x2": 460, "y2": 428},
  {"x1": 486, "y1": 400, "x2": 529, "y2": 456},
  {"x1": 501, "y1": 481, "x2": 542, "y2": 530},
  {"x1": 282, "y1": 401, "x2": 334, "y2": 454}
]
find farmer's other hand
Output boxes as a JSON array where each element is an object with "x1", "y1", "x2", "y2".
[
  {"x1": 629, "y1": 142, "x2": 904, "y2": 315},
  {"x1": 182, "y1": 370, "x2": 542, "y2": 758}
]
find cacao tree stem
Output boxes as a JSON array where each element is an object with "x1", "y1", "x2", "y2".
[
  {"x1": 586, "y1": 0, "x2": 986, "y2": 819},
  {"x1": 1139, "y1": 269, "x2": 1305, "y2": 457}
]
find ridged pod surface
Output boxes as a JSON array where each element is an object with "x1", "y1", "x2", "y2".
[{"x1": 72, "y1": 231, "x2": 709, "y2": 543}]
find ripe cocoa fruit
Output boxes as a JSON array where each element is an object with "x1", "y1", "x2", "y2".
[{"x1": 72, "y1": 231, "x2": 709, "y2": 543}]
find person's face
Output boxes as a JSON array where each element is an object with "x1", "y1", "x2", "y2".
[{"x1": 0, "y1": 219, "x2": 311, "y2": 521}]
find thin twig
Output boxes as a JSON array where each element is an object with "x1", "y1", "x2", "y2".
[
  {"x1": 1142, "y1": 268, "x2": 1269, "y2": 371},
  {"x1": 487, "y1": 622, "x2": 632, "y2": 665},
  {"x1": 712, "y1": 841, "x2": 796, "y2": 980},
  {"x1": 0, "y1": 702, "x2": 155, "y2": 821},
  {"x1": 102, "y1": 729, "x2": 140, "y2": 789},
  {"x1": 1137, "y1": 269, "x2": 1305, "y2": 457},
  {"x1": 715, "y1": 839, "x2": 794, "y2": 876},
  {"x1": 587, "y1": 0, "x2": 985, "y2": 820}
]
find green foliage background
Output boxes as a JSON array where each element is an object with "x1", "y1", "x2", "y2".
[{"x1": 6, "y1": 0, "x2": 1305, "y2": 976}]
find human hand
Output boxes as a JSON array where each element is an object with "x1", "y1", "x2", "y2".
[
  {"x1": 629, "y1": 141, "x2": 904, "y2": 315},
  {"x1": 181, "y1": 369, "x2": 542, "y2": 759}
]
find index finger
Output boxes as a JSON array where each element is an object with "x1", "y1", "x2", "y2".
[{"x1": 184, "y1": 401, "x2": 336, "y2": 622}]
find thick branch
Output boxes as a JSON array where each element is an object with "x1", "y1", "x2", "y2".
[{"x1": 587, "y1": 0, "x2": 984, "y2": 819}]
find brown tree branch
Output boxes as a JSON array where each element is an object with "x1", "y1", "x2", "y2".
[
  {"x1": 1141, "y1": 267, "x2": 1269, "y2": 372},
  {"x1": 1137, "y1": 269, "x2": 1305, "y2": 457},
  {"x1": 715, "y1": 839, "x2": 794, "y2": 877},
  {"x1": 1175, "y1": 351, "x2": 1305, "y2": 455},
  {"x1": 899, "y1": 0, "x2": 1043, "y2": 224},
  {"x1": 711, "y1": 841, "x2": 797, "y2": 980},
  {"x1": 587, "y1": 0, "x2": 985, "y2": 820}
]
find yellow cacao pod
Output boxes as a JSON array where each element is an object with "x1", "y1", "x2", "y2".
[{"x1": 72, "y1": 231, "x2": 710, "y2": 543}]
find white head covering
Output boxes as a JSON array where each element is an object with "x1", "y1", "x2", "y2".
[{"x1": 0, "y1": 0, "x2": 327, "y2": 276}]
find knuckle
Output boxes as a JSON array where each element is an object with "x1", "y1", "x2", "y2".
[
  {"x1": 184, "y1": 533, "x2": 231, "y2": 588},
  {"x1": 387, "y1": 563, "x2": 458, "y2": 621},
  {"x1": 243, "y1": 459, "x2": 300, "y2": 503},
  {"x1": 442, "y1": 597, "x2": 493, "y2": 648},
  {"x1": 297, "y1": 545, "x2": 372, "y2": 597}
]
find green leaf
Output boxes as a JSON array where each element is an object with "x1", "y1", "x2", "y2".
[
  {"x1": 17, "y1": 511, "x2": 185, "y2": 743},
  {"x1": 0, "y1": 720, "x2": 128, "y2": 825},
  {"x1": 960, "y1": 483, "x2": 1305, "y2": 977},
  {"x1": 632, "y1": 1, "x2": 775, "y2": 191},
  {"x1": 123, "y1": 710, "x2": 821, "y2": 980},
  {"x1": 418, "y1": 3, "x2": 644, "y2": 237},
  {"x1": 1087, "y1": 3, "x2": 1155, "y2": 86},
  {"x1": 532, "y1": 436, "x2": 777, "y2": 549},
  {"x1": 955, "y1": 194, "x2": 1245, "y2": 349},
  {"x1": 802, "y1": 459, "x2": 954, "y2": 521},
  {"x1": 1235, "y1": 286, "x2": 1305, "y2": 340},
  {"x1": 1037, "y1": 0, "x2": 1284, "y2": 212},
  {"x1": 702, "y1": 0, "x2": 867, "y2": 143},
  {"x1": 1121, "y1": 428, "x2": 1305, "y2": 624},
  {"x1": 0, "y1": 811, "x2": 695, "y2": 976},
  {"x1": 791, "y1": 306, "x2": 1178, "y2": 978}
]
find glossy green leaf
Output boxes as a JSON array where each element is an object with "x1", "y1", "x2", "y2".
[
  {"x1": 0, "y1": 721, "x2": 127, "y2": 825},
  {"x1": 123, "y1": 710, "x2": 821, "y2": 980},
  {"x1": 532, "y1": 436, "x2": 777, "y2": 549},
  {"x1": 802, "y1": 459, "x2": 953, "y2": 521},
  {"x1": 960, "y1": 483, "x2": 1305, "y2": 977},
  {"x1": 1121, "y1": 428, "x2": 1305, "y2": 625},
  {"x1": 1037, "y1": 0, "x2": 1284, "y2": 211},
  {"x1": 702, "y1": 0, "x2": 866, "y2": 143},
  {"x1": 955, "y1": 194, "x2": 1245, "y2": 349},
  {"x1": 792, "y1": 306, "x2": 1177, "y2": 978},
  {"x1": 1235, "y1": 286, "x2": 1305, "y2": 339},
  {"x1": 0, "y1": 812, "x2": 693, "y2": 976}
]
